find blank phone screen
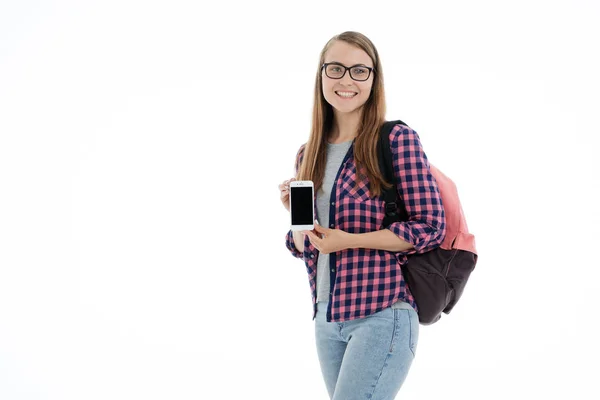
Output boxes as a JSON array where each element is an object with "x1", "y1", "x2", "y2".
[{"x1": 291, "y1": 186, "x2": 313, "y2": 225}]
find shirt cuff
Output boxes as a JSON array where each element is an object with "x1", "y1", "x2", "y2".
[{"x1": 387, "y1": 218, "x2": 446, "y2": 255}]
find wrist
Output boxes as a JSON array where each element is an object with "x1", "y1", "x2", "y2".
[{"x1": 346, "y1": 231, "x2": 361, "y2": 249}]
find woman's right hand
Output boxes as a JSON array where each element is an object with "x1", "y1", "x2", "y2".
[{"x1": 278, "y1": 178, "x2": 296, "y2": 212}]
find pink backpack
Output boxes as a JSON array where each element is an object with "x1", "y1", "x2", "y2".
[{"x1": 380, "y1": 120, "x2": 478, "y2": 324}]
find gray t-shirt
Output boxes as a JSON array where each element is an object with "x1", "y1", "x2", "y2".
[
  {"x1": 315, "y1": 139, "x2": 412, "y2": 310},
  {"x1": 315, "y1": 140, "x2": 352, "y2": 303}
]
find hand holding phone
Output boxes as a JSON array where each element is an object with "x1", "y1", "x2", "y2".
[
  {"x1": 279, "y1": 178, "x2": 296, "y2": 211},
  {"x1": 290, "y1": 180, "x2": 315, "y2": 231}
]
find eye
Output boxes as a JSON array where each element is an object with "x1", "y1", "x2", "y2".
[{"x1": 352, "y1": 67, "x2": 367, "y2": 75}]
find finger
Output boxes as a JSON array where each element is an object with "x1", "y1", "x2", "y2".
[
  {"x1": 313, "y1": 221, "x2": 328, "y2": 234},
  {"x1": 304, "y1": 232, "x2": 312, "y2": 245},
  {"x1": 305, "y1": 231, "x2": 320, "y2": 244},
  {"x1": 306, "y1": 234, "x2": 320, "y2": 251}
]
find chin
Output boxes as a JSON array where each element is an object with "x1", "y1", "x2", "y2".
[
  {"x1": 333, "y1": 103, "x2": 364, "y2": 115},
  {"x1": 335, "y1": 107, "x2": 359, "y2": 114}
]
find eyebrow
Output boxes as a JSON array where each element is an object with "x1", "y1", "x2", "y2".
[{"x1": 327, "y1": 61, "x2": 372, "y2": 68}]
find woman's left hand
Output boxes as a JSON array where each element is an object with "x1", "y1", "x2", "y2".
[{"x1": 303, "y1": 220, "x2": 352, "y2": 254}]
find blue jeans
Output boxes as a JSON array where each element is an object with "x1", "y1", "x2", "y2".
[{"x1": 314, "y1": 301, "x2": 419, "y2": 400}]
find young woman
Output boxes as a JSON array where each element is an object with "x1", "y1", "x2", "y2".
[{"x1": 278, "y1": 31, "x2": 446, "y2": 400}]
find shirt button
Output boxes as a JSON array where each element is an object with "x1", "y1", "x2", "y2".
[
  {"x1": 330, "y1": 224, "x2": 334, "y2": 228},
  {"x1": 331, "y1": 202, "x2": 335, "y2": 206},
  {"x1": 310, "y1": 254, "x2": 315, "y2": 259},
  {"x1": 331, "y1": 268, "x2": 335, "y2": 272}
]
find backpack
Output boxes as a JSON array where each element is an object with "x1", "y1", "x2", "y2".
[{"x1": 378, "y1": 120, "x2": 478, "y2": 325}]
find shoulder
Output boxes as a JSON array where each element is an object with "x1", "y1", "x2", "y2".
[
  {"x1": 296, "y1": 143, "x2": 307, "y2": 156},
  {"x1": 388, "y1": 123, "x2": 421, "y2": 147},
  {"x1": 296, "y1": 143, "x2": 307, "y2": 161},
  {"x1": 294, "y1": 143, "x2": 307, "y2": 170}
]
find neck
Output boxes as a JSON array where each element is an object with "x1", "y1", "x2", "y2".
[{"x1": 329, "y1": 109, "x2": 362, "y2": 144}]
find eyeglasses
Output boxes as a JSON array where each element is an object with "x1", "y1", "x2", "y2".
[{"x1": 321, "y1": 62, "x2": 374, "y2": 82}]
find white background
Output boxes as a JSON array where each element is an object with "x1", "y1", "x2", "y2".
[{"x1": 1, "y1": 0, "x2": 599, "y2": 399}]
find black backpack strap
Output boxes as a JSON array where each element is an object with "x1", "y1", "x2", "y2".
[{"x1": 379, "y1": 120, "x2": 410, "y2": 227}]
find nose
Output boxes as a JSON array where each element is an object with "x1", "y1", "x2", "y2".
[{"x1": 340, "y1": 70, "x2": 354, "y2": 86}]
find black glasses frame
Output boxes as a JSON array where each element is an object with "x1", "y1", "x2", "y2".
[{"x1": 321, "y1": 62, "x2": 374, "y2": 81}]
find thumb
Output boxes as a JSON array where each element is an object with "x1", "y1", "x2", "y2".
[{"x1": 314, "y1": 219, "x2": 328, "y2": 233}]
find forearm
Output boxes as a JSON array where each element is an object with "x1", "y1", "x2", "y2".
[
  {"x1": 292, "y1": 230, "x2": 304, "y2": 252},
  {"x1": 348, "y1": 229, "x2": 414, "y2": 252}
]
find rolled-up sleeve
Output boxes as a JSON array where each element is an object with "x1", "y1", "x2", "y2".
[
  {"x1": 387, "y1": 125, "x2": 446, "y2": 254},
  {"x1": 284, "y1": 143, "x2": 307, "y2": 259}
]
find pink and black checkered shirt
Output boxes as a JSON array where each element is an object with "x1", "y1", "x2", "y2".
[{"x1": 285, "y1": 124, "x2": 447, "y2": 322}]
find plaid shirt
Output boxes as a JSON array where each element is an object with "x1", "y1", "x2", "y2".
[{"x1": 285, "y1": 124, "x2": 446, "y2": 322}]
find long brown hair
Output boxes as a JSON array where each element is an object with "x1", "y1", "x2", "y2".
[{"x1": 296, "y1": 31, "x2": 393, "y2": 197}]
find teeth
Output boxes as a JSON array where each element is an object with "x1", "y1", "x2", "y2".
[{"x1": 336, "y1": 91, "x2": 357, "y2": 98}]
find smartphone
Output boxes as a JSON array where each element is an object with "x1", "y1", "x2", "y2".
[{"x1": 290, "y1": 180, "x2": 314, "y2": 231}]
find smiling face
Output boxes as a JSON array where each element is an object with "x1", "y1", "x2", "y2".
[{"x1": 321, "y1": 40, "x2": 374, "y2": 117}]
